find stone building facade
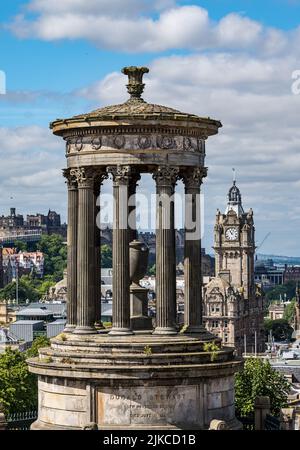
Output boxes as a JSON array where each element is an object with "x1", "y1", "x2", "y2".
[
  {"x1": 203, "y1": 179, "x2": 265, "y2": 355},
  {"x1": 0, "y1": 208, "x2": 67, "y2": 243}
]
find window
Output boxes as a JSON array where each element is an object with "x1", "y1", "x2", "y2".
[{"x1": 224, "y1": 320, "x2": 228, "y2": 328}]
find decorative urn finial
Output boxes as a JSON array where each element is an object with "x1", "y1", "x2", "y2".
[{"x1": 122, "y1": 66, "x2": 149, "y2": 102}]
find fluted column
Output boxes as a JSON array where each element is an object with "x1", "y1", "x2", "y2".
[
  {"x1": 72, "y1": 167, "x2": 97, "y2": 335},
  {"x1": 128, "y1": 172, "x2": 141, "y2": 242},
  {"x1": 108, "y1": 165, "x2": 133, "y2": 335},
  {"x1": 182, "y1": 167, "x2": 207, "y2": 333},
  {"x1": 94, "y1": 170, "x2": 108, "y2": 325},
  {"x1": 62, "y1": 169, "x2": 78, "y2": 332},
  {"x1": 153, "y1": 166, "x2": 179, "y2": 335}
]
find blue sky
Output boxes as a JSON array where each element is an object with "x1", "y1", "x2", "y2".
[{"x1": 0, "y1": 1, "x2": 300, "y2": 256}]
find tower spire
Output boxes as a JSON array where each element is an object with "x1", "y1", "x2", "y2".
[
  {"x1": 225, "y1": 169, "x2": 244, "y2": 216},
  {"x1": 232, "y1": 168, "x2": 236, "y2": 185}
]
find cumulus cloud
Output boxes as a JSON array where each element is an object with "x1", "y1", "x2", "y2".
[
  {"x1": 0, "y1": 125, "x2": 66, "y2": 218},
  {"x1": 74, "y1": 49, "x2": 300, "y2": 255},
  {"x1": 3, "y1": 2, "x2": 300, "y2": 254},
  {"x1": 7, "y1": 2, "x2": 294, "y2": 56}
]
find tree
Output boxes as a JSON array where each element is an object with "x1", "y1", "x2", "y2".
[
  {"x1": 13, "y1": 240, "x2": 27, "y2": 252},
  {"x1": 235, "y1": 358, "x2": 290, "y2": 417},
  {"x1": 283, "y1": 298, "x2": 296, "y2": 325},
  {"x1": 0, "y1": 348, "x2": 38, "y2": 415},
  {"x1": 37, "y1": 234, "x2": 67, "y2": 281},
  {"x1": 101, "y1": 244, "x2": 112, "y2": 268},
  {"x1": 0, "y1": 278, "x2": 39, "y2": 303},
  {"x1": 266, "y1": 281, "x2": 296, "y2": 304},
  {"x1": 26, "y1": 336, "x2": 50, "y2": 358},
  {"x1": 264, "y1": 318, "x2": 293, "y2": 341}
]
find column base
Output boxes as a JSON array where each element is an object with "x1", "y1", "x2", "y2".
[
  {"x1": 131, "y1": 315, "x2": 153, "y2": 331},
  {"x1": 153, "y1": 327, "x2": 177, "y2": 336},
  {"x1": 63, "y1": 324, "x2": 76, "y2": 333},
  {"x1": 109, "y1": 327, "x2": 134, "y2": 336},
  {"x1": 184, "y1": 325, "x2": 208, "y2": 334},
  {"x1": 73, "y1": 326, "x2": 98, "y2": 335}
]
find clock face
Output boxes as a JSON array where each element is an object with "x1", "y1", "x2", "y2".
[{"x1": 225, "y1": 227, "x2": 238, "y2": 241}]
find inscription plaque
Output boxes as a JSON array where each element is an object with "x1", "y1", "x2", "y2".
[{"x1": 97, "y1": 385, "x2": 201, "y2": 427}]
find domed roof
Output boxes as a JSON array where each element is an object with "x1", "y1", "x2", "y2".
[
  {"x1": 228, "y1": 181, "x2": 242, "y2": 204},
  {"x1": 50, "y1": 66, "x2": 222, "y2": 135}
]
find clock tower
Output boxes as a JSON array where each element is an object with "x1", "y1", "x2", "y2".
[
  {"x1": 203, "y1": 174, "x2": 265, "y2": 355},
  {"x1": 214, "y1": 178, "x2": 255, "y2": 299}
]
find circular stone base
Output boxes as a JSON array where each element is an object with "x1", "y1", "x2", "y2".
[{"x1": 28, "y1": 333, "x2": 243, "y2": 430}]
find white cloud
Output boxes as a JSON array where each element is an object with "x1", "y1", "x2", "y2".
[
  {"x1": 0, "y1": 125, "x2": 66, "y2": 218},
  {"x1": 7, "y1": 3, "x2": 293, "y2": 55},
  {"x1": 3, "y1": 2, "x2": 300, "y2": 254},
  {"x1": 74, "y1": 49, "x2": 300, "y2": 255}
]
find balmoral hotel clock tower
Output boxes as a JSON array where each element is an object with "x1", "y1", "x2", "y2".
[{"x1": 203, "y1": 174, "x2": 265, "y2": 355}]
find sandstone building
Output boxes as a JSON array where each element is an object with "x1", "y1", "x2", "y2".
[{"x1": 203, "y1": 178, "x2": 265, "y2": 355}]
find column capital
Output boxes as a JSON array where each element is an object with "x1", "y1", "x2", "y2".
[
  {"x1": 70, "y1": 167, "x2": 95, "y2": 189},
  {"x1": 62, "y1": 168, "x2": 77, "y2": 189},
  {"x1": 152, "y1": 165, "x2": 179, "y2": 186},
  {"x1": 181, "y1": 167, "x2": 207, "y2": 189},
  {"x1": 94, "y1": 168, "x2": 109, "y2": 194},
  {"x1": 107, "y1": 165, "x2": 135, "y2": 185}
]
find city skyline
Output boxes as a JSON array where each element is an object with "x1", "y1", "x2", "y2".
[{"x1": 1, "y1": 1, "x2": 300, "y2": 255}]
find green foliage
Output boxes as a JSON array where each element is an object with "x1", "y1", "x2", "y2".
[
  {"x1": 264, "y1": 318, "x2": 293, "y2": 341},
  {"x1": 13, "y1": 241, "x2": 27, "y2": 252},
  {"x1": 179, "y1": 324, "x2": 188, "y2": 334},
  {"x1": 203, "y1": 341, "x2": 220, "y2": 362},
  {"x1": 56, "y1": 333, "x2": 67, "y2": 341},
  {"x1": 148, "y1": 264, "x2": 156, "y2": 276},
  {"x1": 0, "y1": 278, "x2": 39, "y2": 303},
  {"x1": 0, "y1": 347, "x2": 38, "y2": 415},
  {"x1": 101, "y1": 244, "x2": 112, "y2": 269},
  {"x1": 144, "y1": 345, "x2": 152, "y2": 356},
  {"x1": 235, "y1": 358, "x2": 290, "y2": 417},
  {"x1": 25, "y1": 336, "x2": 50, "y2": 358},
  {"x1": 266, "y1": 281, "x2": 296, "y2": 304},
  {"x1": 283, "y1": 298, "x2": 296, "y2": 324},
  {"x1": 37, "y1": 234, "x2": 67, "y2": 281}
]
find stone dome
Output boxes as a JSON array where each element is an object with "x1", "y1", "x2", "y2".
[{"x1": 50, "y1": 66, "x2": 222, "y2": 136}]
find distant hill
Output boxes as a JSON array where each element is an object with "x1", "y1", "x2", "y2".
[{"x1": 257, "y1": 254, "x2": 300, "y2": 266}]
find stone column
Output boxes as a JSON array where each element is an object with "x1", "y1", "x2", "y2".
[
  {"x1": 72, "y1": 167, "x2": 97, "y2": 335},
  {"x1": 107, "y1": 165, "x2": 133, "y2": 335},
  {"x1": 128, "y1": 172, "x2": 141, "y2": 242},
  {"x1": 94, "y1": 170, "x2": 108, "y2": 326},
  {"x1": 182, "y1": 167, "x2": 207, "y2": 333},
  {"x1": 153, "y1": 166, "x2": 179, "y2": 335},
  {"x1": 62, "y1": 169, "x2": 78, "y2": 333}
]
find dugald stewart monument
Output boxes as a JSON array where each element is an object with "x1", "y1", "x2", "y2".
[{"x1": 28, "y1": 66, "x2": 243, "y2": 430}]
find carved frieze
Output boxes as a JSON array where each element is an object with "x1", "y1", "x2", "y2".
[{"x1": 65, "y1": 133, "x2": 205, "y2": 154}]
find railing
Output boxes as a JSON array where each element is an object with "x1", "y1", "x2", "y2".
[
  {"x1": 6, "y1": 411, "x2": 37, "y2": 430},
  {"x1": 265, "y1": 414, "x2": 280, "y2": 430},
  {"x1": 236, "y1": 415, "x2": 255, "y2": 430},
  {"x1": 237, "y1": 413, "x2": 280, "y2": 431}
]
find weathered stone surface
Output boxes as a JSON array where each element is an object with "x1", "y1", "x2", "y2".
[
  {"x1": 97, "y1": 386, "x2": 200, "y2": 427},
  {"x1": 29, "y1": 66, "x2": 243, "y2": 431}
]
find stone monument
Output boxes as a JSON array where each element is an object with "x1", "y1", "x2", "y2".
[{"x1": 28, "y1": 66, "x2": 242, "y2": 430}]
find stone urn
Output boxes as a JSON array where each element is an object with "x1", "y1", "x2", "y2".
[
  {"x1": 129, "y1": 239, "x2": 152, "y2": 330},
  {"x1": 129, "y1": 239, "x2": 149, "y2": 286}
]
